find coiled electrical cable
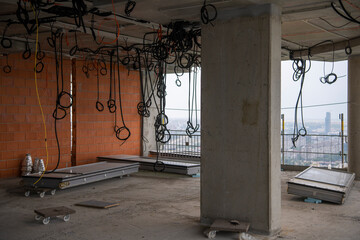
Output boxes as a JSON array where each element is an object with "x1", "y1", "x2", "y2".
[
  {"x1": 49, "y1": 30, "x2": 73, "y2": 173},
  {"x1": 114, "y1": 38, "x2": 131, "y2": 142},
  {"x1": 95, "y1": 62, "x2": 104, "y2": 112},
  {"x1": 22, "y1": 38, "x2": 32, "y2": 60},
  {"x1": 35, "y1": 42, "x2": 45, "y2": 73},
  {"x1": 107, "y1": 50, "x2": 117, "y2": 113},
  {"x1": 186, "y1": 66, "x2": 200, "y2": 137},
  {"x1": 201, "y1": 0, "x2": 217, "y2": 25},
  {"x1": 1, "y1": 22, "x2": 12, "y2": 49},
  {"x1": 319, "y1": 42, "x2": 338, "y2": 84},
  {"x1": 345, "y1": 43, "x2": 352, "y2": 55},
  {"x1": 3, "y1": 54, "x2": 11, "y2": 74},
  {"x1": 291, "y1": 59, "x2": 309, "y2": 148},
  {"x1": 125, "y1": 0, "x2": 136, "y2": 17}
]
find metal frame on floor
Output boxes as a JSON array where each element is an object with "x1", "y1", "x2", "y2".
[
  {"x1": 97, "y1": 155, "x2": 201, "y2": 176},
  {"x1": 22, "y1": 161, "x2": 140, "y2": 190}
]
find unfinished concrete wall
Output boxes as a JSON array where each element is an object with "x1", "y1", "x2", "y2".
[{"x1": 200, "y1": 4, "x2": 281, "y2": 234}]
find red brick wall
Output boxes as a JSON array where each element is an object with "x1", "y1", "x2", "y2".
[
  {"x1": 74, "y1": 59, "x2": 141, "y2": 165},
  {"x1": 0, "y1": 55, "x2": 141, "y2": 178},
  {"x1": 0, "y1": 54, "x2": 71, "y2": 178}
]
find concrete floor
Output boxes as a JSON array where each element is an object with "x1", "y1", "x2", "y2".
[{"x1": 0, "y1": 171, "x2": 359, "y2": 240}]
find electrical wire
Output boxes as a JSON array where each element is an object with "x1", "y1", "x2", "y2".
[
  {"x1": 291, "y1": 59, "x2": 309, "y2": 148},
  {"x1": 95, "y1": 61, "x2": 104, "y2": 111},
  {"x1": 31, "y1": 4, "x2": 49, "y2": 186},
  {"x1": 3, "y1": 54, "x2": 11, "y2": 74},
  {"x1": 48, "y1": 29, "x2": 73, "y2": 174},
  {"x1": 125, "y1": 0, "x2": 136, "y2": 17},
  {"x1": 331, "y1": 0, "x2": 360, "y2": 24},
  {"x1": 97, "y1": 0, "x2": 120, "y2": 45},
  {"x1": 201, "y1": 0, "x2": 217, "y2": 25},
  {"x1": 186, "y1": 66, "x2": 199, "y2": 137},
  {"x1": 114, "y1": 37, "x2": 131, "y2": 142},
  {"x1": 319, "y1": 41, "x2": 338, "y2": 84}
]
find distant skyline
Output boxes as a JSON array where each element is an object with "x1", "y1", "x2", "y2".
[{"x1": 165, "y1": 60, "x2": 348, "y2": 125}]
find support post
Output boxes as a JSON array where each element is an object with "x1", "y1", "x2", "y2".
[
  {"x1": 348, "y1": 55, "x2": 360, "y2": 178},
  {"x1": 201, "y1": 4, "x2": 282, "y2": 234},
  {"x1": 281, "y1": 114, "x2": 285, "y2": 165}
]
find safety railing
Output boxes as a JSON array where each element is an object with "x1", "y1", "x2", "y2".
[
  {"x1": 157, "y1": 114, "x2": 347, "y2": 168},
  {"x1": 157, "y1": 130, "x2": 201, "y2": 159},
  {"x1": 281, "y1": 133, "x2": 347, "y2": 168},
  {"x1": 281, "y1": 114, "x2": 347, "y2": 168}
]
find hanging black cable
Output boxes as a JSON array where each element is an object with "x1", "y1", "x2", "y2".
[
  {"x1": 48, "y1": 31, "x2": 73, "y2": 173},
  {"x1": 1, "y1": 22, "x2": 12, "y2": 49},
  {"x1": 331, "y1": 0, "x2": 360, "y2": 24},
  {"x1": 201, "y1": 0, "x2": 217, "y2": 25},
  {"x1": 291, "y1": 59, "x2": 309, "y2": 148},
  {"x1": 125, "y1": 0, "x2": 136, "y2": 17},
  {"x1": 22, "y1": 38, "x2": 32, "y2": 60},
  {"x1": 114, "y1": 36, "x2": 131, "y2": 142},
  {"x1": 137, "y1": 49, "x2": 151, "y2": 117},
  {"x1": 107, "y1": 50, "x2": 117, "y2": 113},
  {"x1": 186, "y1": 66, "x2": 200, "y2": 137},
  {"x1": 319, "y1": 41, "x2": 338, "y2": 85},
  {"x1": 95, "y1": 61, "x2": 104, "y2": 112},
  {"x1": 3, "y1": 54, "x2": 11, "y2": 74}
]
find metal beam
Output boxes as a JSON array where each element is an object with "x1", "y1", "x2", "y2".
[{"x1": 291, "y1": 36, "x2": 360, "y2": 59}]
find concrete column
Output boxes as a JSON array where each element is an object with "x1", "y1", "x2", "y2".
[
  {"x1": 200, "y1": 4, "x2": 281, "y2": 234},
  {"x1": 348, "y1": 55, "x2": 360, "y2": 179},
  {"x1": 142, "y1": 107, "x2": 157, "y2": 156}
]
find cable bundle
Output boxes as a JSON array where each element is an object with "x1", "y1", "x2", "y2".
[{"x1": 48, "y1": 29, "x2": 73, "y2": 173}]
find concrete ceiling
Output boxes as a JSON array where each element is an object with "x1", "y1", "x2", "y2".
[{"x1": 0, "y1": 0, "x2": 359, "y2": 61}]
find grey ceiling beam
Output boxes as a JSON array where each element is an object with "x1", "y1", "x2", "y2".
[{"x1": 291, "y1": 36, "x2": 360, "y2": 59}]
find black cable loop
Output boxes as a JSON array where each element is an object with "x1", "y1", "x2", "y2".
[
  {"x1": 36, "y1": 42, "x2": 45, "y2": 60},
  {"x1": 291, "y1": 58, "x2": 308, "y2": 148},
  {"x1": 52, "y1": 107, "x2": 67, "y2": 120},
  {"x1": 174, "y1": 65, "x2": 184, "y2": 77},
  {"x1": 201, "y1": 0, "x2": 217, "y2": 25},
  {"x1": 320, "y1": 73, "x2": 338, "y2": 84},
  {"x1": 125, "y1": 0, "x2": 136, "y2": 17},
  {"x1": 1, "y1": 23, "x2": 12, "y2": 49},
  {"x1": 186, "y1": 67, "x2": 200, "y2": 137},
  {"x1": 95, "y1": 64, "x2": 104, "y2": 112},
  {"x1": 35, "y1": 61, "x2": 44, "y2": 73},
  {"x1": 116, "y1": 126, "x2": 131, "y2": 141},
  {"x1": 3, "y1": 54, "x2": 11, "y2": 74},
  {"x1": 22, "y1": 39, "x2": 31, "y2": 60},
  {"x1": 345, "y1": 41, "x2": 352, "y2": 55},
  {"x1": 107, "y1": 51, "x2": 117, "y2": 113},
  {"x1": 114, "y1": 36, "x2": 131, "y2": 142}
]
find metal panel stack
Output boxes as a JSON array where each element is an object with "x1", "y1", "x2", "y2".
[{"x1": 287, "y1": 167, "x2": 355, "y2": 204}]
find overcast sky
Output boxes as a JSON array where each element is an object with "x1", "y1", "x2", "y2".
[
  {"x1": 281, "y1": 60, "x2": 347, "y2": 123},
  {"x1": 165, "y1": 60, "x2": 348, "y2": 124}
]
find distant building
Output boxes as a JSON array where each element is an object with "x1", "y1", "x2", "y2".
[{"x1": 325, "y1": 112, "x2": 331, "y2": 134}]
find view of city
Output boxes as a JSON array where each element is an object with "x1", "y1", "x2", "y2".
[{"x1": 161, "y1": 112, "x2": 347, "y2": 168}]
